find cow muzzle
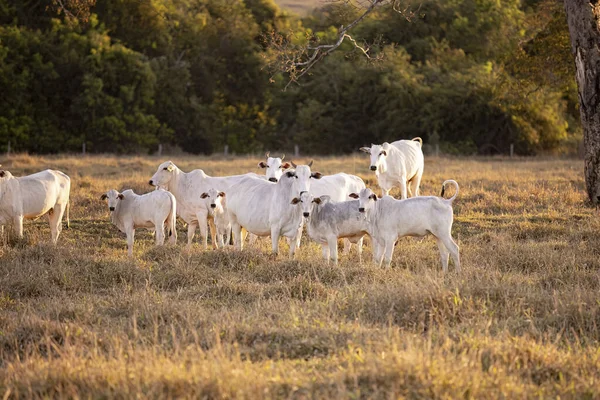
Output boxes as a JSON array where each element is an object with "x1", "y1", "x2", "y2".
[
  {"x1": 210, "y1": 204, "x2": 216, "y2": 208},
  {"x1": 370, "y1": 166, "x2": 377, "y2": 171},
  {"x1": 148, "y1": 180, "x2": 154, "y2": 186},
  {"x1": 268, "y1": 178, "x2": 278, "y2": 182},
  {"x1": 358, "y1": 207, "x2": 365, "y2": 213},
  {"x1": 109, "y1": 207, "x2": 115, "y2": 211},
  {"x1": 303, "y1": 212, "x2": 310, "y2": 218}
]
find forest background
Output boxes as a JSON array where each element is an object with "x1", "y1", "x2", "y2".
[{"x1": 0, "y1": 0, "x2": 578, "y2": 156}]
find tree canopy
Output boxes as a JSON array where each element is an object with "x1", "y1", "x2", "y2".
[{"x1": 0, "y1": 0, "x2": 578, "y2": 155}]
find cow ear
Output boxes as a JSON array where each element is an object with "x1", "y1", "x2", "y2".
[
  {"x1": 286, "y1": 171, "x2": 295, "y2": 178},
  {"x1": 100, "y1": 194, "x2": 108, "y2": 200},
  {"x1": 359, "y1": 147, "x2": 371, "y2": 154},
  {"x1": 258, "y1": 161, "x2": 267, "y2": 168},
  {"x1": 281, "y1": 162, "x2": 291, "y2": 169},
  {"x1": 200, "y1": 192, "x2": 208, "y2": 199},
  {"x1": 0, "y1": 171, "x2": 5, "y2": 178},
  {"x1": 370, "y1": 194, "x2": 377, "y2": 201},
  {"x1": 166, "y1": 164, "x2": 175, "y2": 172},
  {"x1": 290, "y1": 197, "x2": 300, "y2": 205},
  {"x1": 311, "y1": 172, "x2": 322, "y2": 179},
  {"x1": 218, "y1": 192, "x2": 225, "y2": 197},
  {"x1": 312, "y1": 197, "x2": 321, "y2": 204},
  {"x1": 118, "y1": 193, "x2": 125, "y2": 200},
  {"x1": 380, "y1": 150, "x2": 387, "y2": 156},
  {"x1": 349, "y1": 193, "x2": 359, "y2": 199}
]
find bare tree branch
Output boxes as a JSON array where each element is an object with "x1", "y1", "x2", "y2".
[{"x1": 264, "y1": 0, "x2": 416, "y2": 90}]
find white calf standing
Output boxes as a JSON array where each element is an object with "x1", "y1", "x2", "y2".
[
  {"x1": 354, "y1": 180, "x2": 460, "y2": 272},
  {"x1": 101, "y1": 189, "x2": 177, "y2": 256},
  {"x1": 298, "y1": 191, "x2": 368, "y2": 265},
  {"x1": 0, "y1": 168, "x2": 70, "y2": 244},
  {"x1": 360, "y1": 137, "x2": 424, "y2": 199},
  {"x1": 200, "y1": 188, "x2": 230, "y2": 248}
]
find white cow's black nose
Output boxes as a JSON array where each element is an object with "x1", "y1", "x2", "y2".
[
  {"x1": 109, "y1": 207, "x2": 115, "y2": 211},
  {"x1": 303, "y1": 212, "x2": 310, "y2": 217},
  {"x1": 359, "y1": 207, "x2": 365, "y2": 213},
  {"x1": 370, "y1": 166, "x2": 377, "y2": 171},
  {"x1": 148, "y1": 180, "x2": 153, "y2": 185},
  {"x1": 210, "y1": 204, "x2": 216, "y2": 208},
  {"x1": 269, "y1": 178, "x2": 278, "y2": 182}
]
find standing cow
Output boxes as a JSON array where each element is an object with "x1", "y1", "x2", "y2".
[
  {"x1": 0, "y1": 168, "x2": 70, "y2": 244},
  {"x1": 360, "y1": 137, "x2": 424, "y2": 199},
  {"x1": 101, "y1": 189, "x2": 177, "y2": 256},
  {"x1": 149, "y1": 161, "x2": 263, "y2": 249}
]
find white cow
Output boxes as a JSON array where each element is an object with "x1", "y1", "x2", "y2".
[
  {"x1": 298, "y1": 191, "x2": 369, "y2": 265},
  {"x1": 360, "y1": 137, "x2": 424, "y2": 199},
  {"x1": 258, "y1": 152, "x2": 291, "y2": 182},
  {"x1": 200, "y1": 188, "x2": 230, "y2": 248},
  {"x1": 101, "y1": 189, "x2": 177, "y2": 256},
  {"x1": 0, "y1": 168, "x2": 70, "y2": 244},
  {"x1": 226, "y1": 163, "x2": 322, "y2": 258},
  {"x1": 149, "y1": 161, "x2": 264, "y2": 249},
  {"x1": 353, "y1": 181, "x2": 460, "y2": 272}
]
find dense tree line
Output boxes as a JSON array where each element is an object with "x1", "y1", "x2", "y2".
[{"x1": 0, "y1": 0, "x2": 578, "y2": 155}]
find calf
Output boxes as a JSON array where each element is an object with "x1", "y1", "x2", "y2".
[
  {"x1": 101, "y1": 189, "x2": 177, "y2": 256},
  {"x1": 200, "y1": 188, "x2": 230, "y2": 248},
  {"x1": 298, "y1": 192, "x2": 367, "y2": 265},
  {"x1": 0, "y1": 168, "x2": 70, "y2": 244},
  {"x1": 360, "y1": 137, "x2": 424, "y2": 198},
  {"x1": 353, "y1": 180, "x2": 460, "y2": 272}
]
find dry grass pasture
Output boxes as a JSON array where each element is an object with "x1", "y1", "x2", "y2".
[{"x1": 1, "y1": 154, "x2": 600, "y2": 398}]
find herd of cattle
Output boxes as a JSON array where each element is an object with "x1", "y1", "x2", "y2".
[{"x1": 0, "y1": 138, "x2": 461, "y2": 272}]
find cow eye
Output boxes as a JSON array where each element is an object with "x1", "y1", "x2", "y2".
[
  {"x1": 163, "y1": 167, "x2": 168, "y2": 170},
  {"x1": 295, "y1": 175, "x2": 298, "y2": 179}
]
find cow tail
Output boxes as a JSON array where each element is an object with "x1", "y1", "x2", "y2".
[
  {"x1": 441, "y1": 180, "x2": 459, "y2": 202},
  {"x1": 168, "y1": 195, "x2": 177, "y2": 237},
  {"x1": 66, "y1": 200, "x2": 70, "y2": 229},
  {"x1": 412, "y1": 137, "x2": 423, "y2": 147}
]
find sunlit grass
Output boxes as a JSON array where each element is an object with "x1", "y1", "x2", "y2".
[{"x1": 1, "y1": 153, "x2": 598, "y2": 398}]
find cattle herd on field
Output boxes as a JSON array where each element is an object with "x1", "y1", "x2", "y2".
[{"x1": 0, "y1": 138, "x2": 461, "y2": 272}]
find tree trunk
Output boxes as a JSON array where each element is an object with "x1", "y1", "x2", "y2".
[{"x1": 564, "y1": 0, "x2": 600, "y2": 203}]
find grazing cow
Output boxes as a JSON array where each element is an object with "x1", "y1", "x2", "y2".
[
  {"x1": 298, "y1": 191, "x2": 368, "y2": 265},
  {"x1": 101, "y1": 189, "x2": 177, "y2": 256},
  {"x1": 149, "y1": 161, "x2": 262, "y2": 249},
  {"x1": 360, "y1": 137, "x2": 424, "y2": 199},
  {"x1": 258, "y1": 152, "x2": 291, "y2": 182},
  {"x1": 352, "y1": 180, "x2": 460, "y2": 272},
  {"x1": 226, "y1": 163, "x2": 322, "y2": 258},
  {"x1": 0, "y1": 168, "x2": 70, "y2": 244},
  {"x1": 200, "y1": 188, "x2": 230, "y2": 248}
]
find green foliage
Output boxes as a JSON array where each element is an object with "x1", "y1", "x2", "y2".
[{"x1": 0, "y1": 0, "x2": 579, "y2": 155}]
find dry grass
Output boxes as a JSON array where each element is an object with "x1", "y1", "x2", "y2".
[{"x1": 1, "y1": 153, "x2": 599, "y2": 398}]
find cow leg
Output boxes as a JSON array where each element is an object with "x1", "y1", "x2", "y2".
[
  {"x1": 357, "y1": 236, "x2": 364, "y2": 264},
  {"x1": 410, "y1": 170, "x2": 423, "y2": 197},
  {"x1": 167, "y1": 217, "x2": 177, "y2": 245},
  {"x1": 289, "y1": 235, "x2": 298, "y2": 260},
  {"x1": 328, "y1": 236, "x2": 339, "y2": 265},
  {"x1": 126, "y1": 228, "x2": 135, "y2": 257},
  {"x1": 382, "y1": 237, "x2": 396, "y2": 268},
  {"x1": 198, "y1": 221, "x2": 209, "y2": 250},
  {"x1": 49, "y1": 203, "x2": 67, "y2": 244},
  {"x1": 342, "y1": 238, "x2": 352, "y2": 255},
  {"x1": 231, "y1": 221, "x2": 243, "y2": 250},
  {"x1": 208, "y1": 218, "x2": 218, "y2": 250},
  {"x1": 321, "y1": 244, "x2": 330, "y2": 262},
  {"x1": 436, "y1": 237, "x2": 450, "y2": 273},
  {"x1": 224, "y1": 228, "x2": 231, "y2": 248},
  {"x1": 399, "y1": 178, "x2": 408, "y2": 200},
  {"x1": 186, "y1": 222, "x2": 198, "y2": 249},
  {"x1": 270, "y1": 226, "x2": 281, "y2": 255},
  {"x1": 155, "y1": 221, "x2": 165, "y2": 246},
  {"x1": 13, "y1": 215, "x2": 24, "y2": 239},
  {"x1": 441, "y1": 234, "x2": 460, "y2": 273},
  {"x1": 371, "y1": 237, "x2": 384, "y2": 266},
  {"x1": 248, "y1": 233, "x2": 257, "y2": 246}
]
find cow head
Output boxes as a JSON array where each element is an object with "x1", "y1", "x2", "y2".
[
  {"x1": 101, "y1": 189, "x2": 124, "y2": 212},
  {"x1": 200, "y1": 188, "x2": 225, "y2": 214},
  {"x1": 286, "y1": 160, "x2": 322, "y2": 197},
  {"x1": 360, "y1": 143, "x2": 390, "y2": 173},
  {"x1": 350, "y1": 188, "x2": 377, "y2": 214},
  {"x1": 149, "y1": 161, "x2": 177, "y2": 188},
  {"x1": 258, "y1": 152, "x2": 291, "y2": 182}
]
